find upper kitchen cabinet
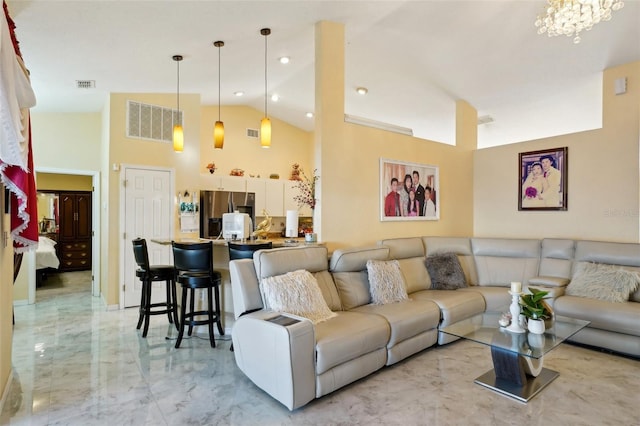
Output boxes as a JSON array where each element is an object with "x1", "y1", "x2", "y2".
[{"x1": 200, "y1": 174, "x2": 246, "y2": 192}]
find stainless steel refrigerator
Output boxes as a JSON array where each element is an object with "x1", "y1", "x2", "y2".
[{"x1": 199, "y1": 190, "x2": 255, "y2": 239}]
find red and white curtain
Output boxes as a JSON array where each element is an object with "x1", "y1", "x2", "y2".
[{"x1": 0, "y1": 0, "x2": 37, "y2": 253}]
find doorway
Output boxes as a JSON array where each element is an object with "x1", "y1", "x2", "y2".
[
  {"x1": 30, "y1": 167, "x2": 101, "y2": 304},
  {"x1": 119, "y1": 165, "x2": 174, "y2": 309}
]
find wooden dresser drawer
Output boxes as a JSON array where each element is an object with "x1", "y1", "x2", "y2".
[
  {"x1": 60, "y1": 258, "x2": 91, "y2": 269},
  {"x1": 59, "y1": 238, "x2": 92, "y2": 271},
  {"x1": 60, "y1": 241, "x2": 91, "y2": 252}
]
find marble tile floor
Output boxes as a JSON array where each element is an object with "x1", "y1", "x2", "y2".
[{"x1": 2, "y1": 271, "x2": 639, "y2": 425}]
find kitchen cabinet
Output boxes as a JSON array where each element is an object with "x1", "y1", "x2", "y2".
[
  {"x1": 247, "y1": 179, "x2": 285, "y2": 217},
  {"x1": 246, "y1": 179, "x2": 267, "y2": 215},
  {"x1": 284, "y1": 182, "x2": 312, "y2": 217},
  {"x1": 58, "y1": 191, "x2": 92, "y2": 271},
  {"x1": 201, "y1": 174, "x2": 246, "y2": 192},
  {"x1": 265, "y1": 180, "x2": 285, "y2": 217}
]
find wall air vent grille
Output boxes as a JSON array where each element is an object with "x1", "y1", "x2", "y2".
[
  {"x1": 127, "y1": 100, "x2": 182, "y2": 143},
  {"x1": 246, "y1": 128, "x2": 259, "y2": 139},
  {"x1": 76, "y1": 80, "x2": 95, "y2": 89}
]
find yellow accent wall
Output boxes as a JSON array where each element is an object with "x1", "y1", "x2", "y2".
[
  {"x1": 36, "y1": 172, "x2": 93, "y2": 191},
  {"x1": 0, "y1": 185, "x2": 12, "y2": 408},
  {"x1": 31, "y1": 112, "x2": 102, "y2": 171},
  {"x1": 474, "y1": 61, "x2": 640, "y2": 242},
  {"x1": 314, "y1": 21, "x2": 475, "y2": 251},
  {"x1": 200, "y1": 105, "x2": 313, "y2": 179}
]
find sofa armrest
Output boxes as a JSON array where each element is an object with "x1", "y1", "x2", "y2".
[
  {"x1": 528, "y1": 276, "x2": 570, "y2": 287},
  {"x1": 232, "y1": 311, "x2": 316, "y2": 410},
  {"x1": 230, "y1": 258, "x2": 263, "y2": 319}
]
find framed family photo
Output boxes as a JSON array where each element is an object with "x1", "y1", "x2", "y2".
[
  {"x1": 380, "y1": 158, "x2": 439, "y2": 221},
  {"x1": 518, "y1": 147, "x2": 568, "y2": 211}
]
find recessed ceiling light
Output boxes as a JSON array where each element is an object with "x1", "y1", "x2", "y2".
[
  {"x1": 306, "y1": 112, "x2": 314, "y2": 118},
  {"x1": 234, "y1": 91, "x2": 244, "y2": 97},
  {"x1": 279, "y1": 56, "x2": 290, "y2": 64},
  {"x1": 271, "y1": 94, "x2": 279, "y2": 102},
  {"x1": 356, "y1": 87, "x2": 368, "y2": 95}
]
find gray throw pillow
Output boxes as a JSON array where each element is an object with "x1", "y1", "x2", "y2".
[{"x1": 425, "y1": 253, "x2": 467, "y2": 290}]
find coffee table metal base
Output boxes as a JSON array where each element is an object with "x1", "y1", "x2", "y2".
[{"x1": 474, "y1": 368, "x2": 559, "y2": 403}]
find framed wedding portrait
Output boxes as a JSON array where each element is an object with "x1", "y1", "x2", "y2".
[
  {"x1": 518, "y1": 147, "x2": 568, "y2": 211},
  {"x1": 380, "y1": 158, "x2": 439, "y2": 221}
]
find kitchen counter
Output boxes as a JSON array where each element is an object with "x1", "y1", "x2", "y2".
[{"x1": 150, "y1": 237, "x2": 323, "y2": 248}]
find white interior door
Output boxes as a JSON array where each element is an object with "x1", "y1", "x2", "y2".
[{"x1": 122, "y1": 167, "x2": 173, "y2": 308}]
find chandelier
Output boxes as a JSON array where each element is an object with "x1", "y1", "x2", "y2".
[{"x1": 534, "y1": 0, "x2": 625, "y2": 44}]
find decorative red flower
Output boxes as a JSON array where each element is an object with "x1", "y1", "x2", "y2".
[{"x1": 525, "y1": 186, "x2": 537, "y2": 198}]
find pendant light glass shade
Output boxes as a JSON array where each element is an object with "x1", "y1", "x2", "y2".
[
  {"x1": 213, "y1": 41, "x2": 225, "y2": 149},
  {"x1": 260, "y1": 117, "x2": 271, "y2": 148},
  {"x1": 173, "y1": 124, "x2": 184, "y2": 152},
  {"x1": 172, "y1": 55, "x2": 184, "y2": 153},
  {"x1": 260, "y1": 28, "x2": 271, "y2": 148},
  {"x1": 214, "y1": 121, "x2": 224, "y2": 149}
]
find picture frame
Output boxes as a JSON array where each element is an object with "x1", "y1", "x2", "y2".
[
  {"x1": 518, "y1": 147, "x2": 568, "y2": 211},
  {"x1": 380, "y1": 158, "x2": 439, "y2": 221}
]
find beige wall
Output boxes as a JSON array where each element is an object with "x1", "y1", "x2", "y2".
[
  {"x1": 0, "y1": 186, "x2": 13, "y2": 408},
  {"x1": 200, "y1": 105, "x2": 313, "y2": 179},
  {"x1": 315, "y1": 21, "x2": 475, "y2": 251},
  {"x1": 31, "y1": 112, "x2": 102, "y2": 171},
  {"x1": 36, "y1": 172, "x2": 93, "y2": 191},
  {"x1": 474, "y1": 61, "x2": 640, "y2": 242}
]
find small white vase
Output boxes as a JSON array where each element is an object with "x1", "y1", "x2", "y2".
[{"x1": 527, "y1": 318, "x2": 545, "y2": 334}]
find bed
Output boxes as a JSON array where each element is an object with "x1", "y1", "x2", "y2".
[{"x1": 36, "y1": 236, "x2": 59, "y2": 286}]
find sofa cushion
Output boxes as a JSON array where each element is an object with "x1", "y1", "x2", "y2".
[
  {"x1": 314, "y1": 311, "x2": 390, "y2": 374},
  {"x1": 459, "y1": 286, "x2": 511, "y2": 311},
  {"x1": 261, "y1": 269, "x2": 337, "y2": 324},
  {"x1": 471, "y1": 238, "x2": 540, "y2": 287},
  {"x1": 566, "y1": 262, "x2": 640, "y2": 303},
  {"x1": 397, "y1": 257, "x2": 431, "y2": 293},
  {"x1": 333, "y1": 271, "x2": 370, "y2": 310},
  {"x1": 254, "y1": 246, "x2": 342, "y2": 311},
  {"x1": 554, "y1": 295, "x2": 640, "y2": 337},
  {"x1": 425, "y1": 253, "x2": 467, "y2": 290},
  {"x1": 351, "y1": 299, "x2": 440, "y2": 347},
  {"x1": 411, "y1": 289, "x2": 486, "y2": 327},
  {"x1": 366, "y1": 260, "x2": 409, "y2": 305}
]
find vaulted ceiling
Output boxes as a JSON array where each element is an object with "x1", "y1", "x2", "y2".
[{"x1": 8, "y1": 0, "x2": 640, "y2": 148}]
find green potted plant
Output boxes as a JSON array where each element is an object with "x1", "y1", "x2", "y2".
[{"x1": 520, "y1": 287, "x2": 553, "y2": 334}]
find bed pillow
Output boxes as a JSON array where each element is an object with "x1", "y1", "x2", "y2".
[
  {"x1": 366, "y1": 260, "x2": 409, "y2": 304},
  {"x1": 425, "y1": 252, "x2": 467, "y2": 290},
  {"x1": 566, "y1": 262, "x2": 640, "y2": 303},
  {"x1": 260, "y1": 269, "x2": 337, "y2": 324}
]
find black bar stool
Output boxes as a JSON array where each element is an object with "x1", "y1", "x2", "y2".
[
  {"x1": 132, "y1": 238, "x2": 179, "y2": 338},
  {"x1": 228, "y1": 241, "x2": 273, "y2": 261},
  {"x1": 172, "y1": 241, "x2": 223, "y2": 348}
]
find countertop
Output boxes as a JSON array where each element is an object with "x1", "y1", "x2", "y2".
[{"x1": 150, "y1": 237, "x2": 323, "y2": 248}]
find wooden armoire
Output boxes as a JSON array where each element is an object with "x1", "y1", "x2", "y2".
[{"x1": 58, "y1": 191, "x2": 92, "y2": 271}]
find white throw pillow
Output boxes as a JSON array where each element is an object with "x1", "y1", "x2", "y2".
[
  {"x1": 366, "y1": 259, "x2": 409, "y2": 305},
  {"x1": 566, "y1": 262, "x2": 640, "y2": 303},
  {"x1": 261, "y1": 269, "x2": 337, "y2": 324}
]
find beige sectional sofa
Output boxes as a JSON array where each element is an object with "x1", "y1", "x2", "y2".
[{"x1": 229, "y1": 236, "x2": 640, "y2": 410}]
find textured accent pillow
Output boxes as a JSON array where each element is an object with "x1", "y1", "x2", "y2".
[
  {"x1": 261, "y1": 269, "x2": 337, "y2": 324},
  {"x1": 425, "y1": 252, "x2": 467, "y2": 290},
  {"x1": 366, "y1": 260, "x2": 409, "y2": 304},
  {"x1": 566, "y1": 262, "x2": 640, "y2": 303}
]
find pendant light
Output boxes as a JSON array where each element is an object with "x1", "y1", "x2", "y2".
[
  {"x1": 213, "y1": 41, "x2": 225, "y2": 149},
  {"x1": 260, "y1": 28, "x2": 271, "y2": 148},
  {"x1": 172, "y1": 54, "x2": 184, "y2": 153}
]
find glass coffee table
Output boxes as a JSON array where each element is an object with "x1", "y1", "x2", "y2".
[{"x1": 441, "y1": 311, "x2": 589, "y2": 402}]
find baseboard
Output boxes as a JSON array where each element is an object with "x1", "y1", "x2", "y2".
[
  {"x1": 12, "y1": 299, "x2": 28, "y2": 307},
  {"x1": 100, "y1": 293, "x2": 119, "y2": 311},
  {"x1": 0, "y1": 369, "x2": 14, "y2": 415}
]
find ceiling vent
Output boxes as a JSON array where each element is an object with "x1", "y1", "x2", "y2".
[
  {"x1": 246, "y1": 128, "x2": 259, "y2": 139},
  {"x1": 76, "y1": 80, "x2": 96, "y2": 89},
  {"x1": 477, "y1": 115, "x2": 494, "y2": 125}
]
